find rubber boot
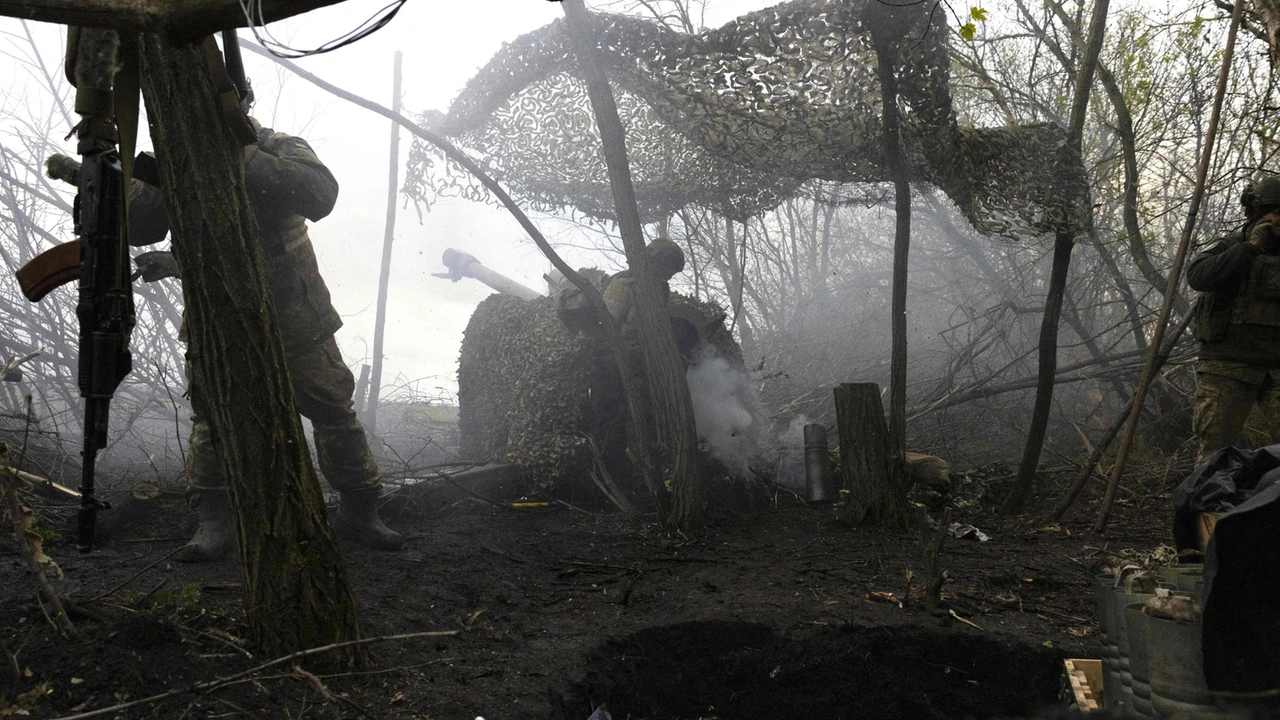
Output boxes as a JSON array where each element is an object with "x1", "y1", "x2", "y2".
[
  {"x1": 176, "y1": 490, "x2": 235, "y2": 563},
  {"x1": 333, "y1": 486, "x2": 403, "y2": 550}
]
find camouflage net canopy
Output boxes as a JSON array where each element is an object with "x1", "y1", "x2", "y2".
[
  {"x1": 458, "y1": 290, "x2": 744, "y2": 492},
  {"x1": 405, "y1": 0, "x2": 1089, "y2": 239}
]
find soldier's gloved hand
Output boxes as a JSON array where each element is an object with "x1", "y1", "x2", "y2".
[
  {"x1": 45, "y1": 154, "x2": 81, "y2": 186},
  {"x1": 133, "y1": 251, "x2": 181, "y2": 282},
  {"x1": 1249, "y1": 221, "x2": 1280, "y2": 254}
]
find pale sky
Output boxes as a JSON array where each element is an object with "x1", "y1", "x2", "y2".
[{"x1": 2, "y1": 0, "x2": 773, "y2": 402}]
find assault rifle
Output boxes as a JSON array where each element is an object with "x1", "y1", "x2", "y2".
[{"x1": 73, "y1": 150, "x2": 133, "y2": 553}]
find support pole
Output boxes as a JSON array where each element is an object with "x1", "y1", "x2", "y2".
[
  {"x1": 1096, "y1": 2, "x2": 1244, "y2": 531},
  {"x1": 366, "y1": 51, "x2": 401, "y2": 436}
]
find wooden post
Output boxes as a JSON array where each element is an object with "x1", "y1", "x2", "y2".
[
  {"x1": 354, "y1": 363, "x2": 371, "y2": 416},
  {"x1": 834, "y1": 383, "x2": 907, "y2": 526},
  {"x1": 366, "y1": 51, "x2": 402, "y2": 436}
]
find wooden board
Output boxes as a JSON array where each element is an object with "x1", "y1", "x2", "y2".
[
  {"x1": 1064, "y1": 658, "x2": 1103, "y2": 712},
  {"x1": 1196, "y1": 512, "x2": 1222, "y2": 552}
]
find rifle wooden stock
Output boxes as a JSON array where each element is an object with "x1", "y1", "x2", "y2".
[{"x1": 15, "y1": 241, "x2": 81, "y2": 302}]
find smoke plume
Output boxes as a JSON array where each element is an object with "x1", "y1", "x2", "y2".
[{"x1": 686, "y1": 344, "x2": 762, "y2": 474}]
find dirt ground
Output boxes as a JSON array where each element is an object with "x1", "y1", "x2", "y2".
[{"x1": 0, "y1": 472, "x2": 1171, "y2": 720}]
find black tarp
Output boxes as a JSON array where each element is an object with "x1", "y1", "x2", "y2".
[{"x1": 1175, "y1": 444, "x2": 1280, "y2": 692}]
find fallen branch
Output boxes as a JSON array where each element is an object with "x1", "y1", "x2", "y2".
[
  {"x1": 48, "y1": 630, "x2": 460, "y2": 720},
  {"x1": 0, "y1": 443, "x2": 77, "y2": 640},
  {"x1": 583, "y1": 433, "x2": 638, "y2": 515}
]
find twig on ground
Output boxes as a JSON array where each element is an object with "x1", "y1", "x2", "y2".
[
  {"x1": 83, "y1": 546, "x2": 185, "y2": 604},
  {"x1": 47, "y1": 629, "x2": 461, "y2": 720}
]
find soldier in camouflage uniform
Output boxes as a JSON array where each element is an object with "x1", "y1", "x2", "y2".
[
  {"x1": 1187, "y1": 176, "x2": 1280, "y2": 463},
  {"x1": 555, "y1": 239, "x2": 689, "y2": 438},
  {"x1": 47, "y1": 119, "x2": 404, "y2": 561},
  {"x1": 555, "y1": 238, "x2": 687, "y2": 341}
]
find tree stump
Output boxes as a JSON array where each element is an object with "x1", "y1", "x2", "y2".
[{"x1": 834, "y1": 382, "x2": 908, "y2": 527}]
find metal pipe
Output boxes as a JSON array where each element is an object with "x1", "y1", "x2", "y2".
[
  {"x1": 435, "y1": 248, "x2": 542, "y2": 302},
  {"x1": 804, "y1": 423, "x2": 832, "y2": 503}
]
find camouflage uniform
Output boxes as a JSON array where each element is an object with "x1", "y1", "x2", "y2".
[
  {"x1": 131, "y1": 124, "x2": 380, "y2": 494},
  {"x1": 554, "y1": 240, "x2": 690, "y2": 436},
  {"x1": 1187, "y1": 213, "x2": 1280, "y2": 463}
]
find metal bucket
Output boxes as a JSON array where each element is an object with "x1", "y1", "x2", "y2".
[
  {"x1": 1094, "y1": 576, "x2": 1124, "y2": 716},
  {"x1": 802, "y1": 424, "x2": 832, "y2": 503},
  {"x1": 1114, "y1": 590, "x2": 1155, "y2": 718},
  {"x1": 1125, "y1": 603, "x2": 1154, "y2": 718},
  {"x1": 1147, "y1": 613, "x2": 1214, "y2": 717},
  {"x1": 1156, "y1": 563, "x2": 1202, "y2": 587},
  {"x1": 1211, "y1": 688, "x2": 1280, "y2": 715}
]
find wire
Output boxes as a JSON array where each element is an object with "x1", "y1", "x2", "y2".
[{"x1": 236, "y1": 0, "x2": 407, "y2": 59}]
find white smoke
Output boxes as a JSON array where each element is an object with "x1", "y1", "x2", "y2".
[{"x1": 685, "y1": 343, "x2": 762, "y2": 474}]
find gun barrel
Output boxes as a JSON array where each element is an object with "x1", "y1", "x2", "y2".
[{"x1": 440, "y1": 248, "x2": 542, "y2": 302}]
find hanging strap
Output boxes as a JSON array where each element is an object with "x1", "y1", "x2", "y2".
[{"x1": 202, "y1": 35, "x2": 258, "y2": 147}]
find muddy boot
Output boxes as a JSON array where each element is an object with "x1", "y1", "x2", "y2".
[
  {"x1": 176, "y1": 490, "x2": 235, "y2": 563},
  {"x1": 334, "y1": 486, "x2": 403, "y2": 550}
]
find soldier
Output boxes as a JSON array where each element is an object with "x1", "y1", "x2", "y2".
[
  {"x1": 47, "y1": 118, "x2": 404, "y2": 561},
  {"x1": 1187, "y1": 175, "x2": 1280, "y2": 463},
  {"x1": 556, "y1": 238, "x2": 687, "y2": 342}
]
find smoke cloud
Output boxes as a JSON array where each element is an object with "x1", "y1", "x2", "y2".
[{"x1": 686, "y1": 344, "x2": 762, "y2": 474}]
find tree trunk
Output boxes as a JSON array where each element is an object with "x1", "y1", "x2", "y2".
[
  {"x1": 138, "y1": 32, "x2": 362, "y2": 665},
  {"x1": 562, "y1": 0, "x2": 704, "y2": 532},
  {"x1": 834, "y1": 383, "x2": 907, "y2": 527},
  {"x1": 1003, "y1": 0, "x2": 1111, "y2": 514},
  {"x1": 875, "y1": 34, "x2": 911, "y2": 480},
  {"x1": 366, "y1": 50, "x2": 402, "y2": 436},
  {"x1": 1002, "y1": 232, "x2": 1074, "y2": 513}
]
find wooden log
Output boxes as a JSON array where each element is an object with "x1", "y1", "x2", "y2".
[{"x1": 0, "y1": 0, "x2": 346, "y2": 40}]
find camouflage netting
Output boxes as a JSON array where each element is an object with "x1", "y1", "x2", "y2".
[
  {"x1": 404, "y1": 0, "x2": 1090, "y2": 239},
  {"x1": 458, "y1": 289, "x2": 745, "y2": 493},
  {"x1": 458, "y1": 294, "x2": 595, "y2": 490}
]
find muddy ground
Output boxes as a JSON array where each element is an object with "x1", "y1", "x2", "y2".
[{"x1": 0, "y1": 471, "x2": 1170, "y2": 720}]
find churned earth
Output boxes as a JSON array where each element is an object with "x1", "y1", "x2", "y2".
[{"x1": 0, "y1": 472, "x2": 1169, "y2": 719}]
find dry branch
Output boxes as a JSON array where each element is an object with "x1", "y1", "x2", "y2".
[{"x1": 47, "y1": 630, "x2": 459, "y2": 720}]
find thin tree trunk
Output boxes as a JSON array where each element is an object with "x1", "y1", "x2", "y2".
[
  {"x1": 563, "y1": 0, "x2": 704, "y2": 531},
  {"x1": 138, "y1": 32, "x2": 362, "y2": 665},
  {"x1": 1096, "y1": 0, "x2": 1244, "y2": 531},
  {"x1": 872, "y1": 10, "x2": 912, "y2": 509},
  {"x1": 366, "y1": 51, "x2": 402, "y2": 436},
  {"x1": 1038, "y1": 0, "x2": 1189, "y2": 318},
  {"x1": 1003, "y1": 233, "x2": 1074, "y2": 513},
  {"x1": 1002, "y1": 0, "x2": 1111, "y2": 514}
]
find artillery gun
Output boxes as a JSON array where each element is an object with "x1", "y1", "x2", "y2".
[{"x1": 438, "y1": 249, "x2": 751, "y2": 501}]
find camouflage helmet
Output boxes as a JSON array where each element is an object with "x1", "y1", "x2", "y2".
[
  {"x1": 1243, "y1": 176, "x2": 1280, "y2": 216},
  {"x1": 645, "y1": 237, "x2": 685, "y2": 277}
]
